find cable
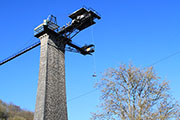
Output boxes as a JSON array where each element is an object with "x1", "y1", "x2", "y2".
[
  {"x1": 90, "y1": 16, "x2": 97, "y2": 78},
  {"x1": 14, "y1": 36, "x2": 35, "y2": 54},
  {"x1": 67, "y1": 20, "x2": 99, "y2": 103},
  {"x1": 0, "y1": 41, "x2": 40, "y2": 66},
  {"x1": 67, "y1": 48, "x2": 180, "y2": 103},
  {"x1": 148, "y1": 50, "x2": 180, "y2": 67},
  {"x1": 92, "y1": 28, "x2": 97, "y2": 77},
  {"x1": 67, "y1": 88, "x2": 98, "y2": 102}
]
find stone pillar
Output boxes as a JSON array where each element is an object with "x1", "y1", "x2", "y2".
[{"x1": 34, "y1": 30, "x2": 68, "y2": 120}]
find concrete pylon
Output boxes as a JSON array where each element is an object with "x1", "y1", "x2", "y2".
[{"x1": 34, "y1": 29, "x2": 68, "y2": 120}]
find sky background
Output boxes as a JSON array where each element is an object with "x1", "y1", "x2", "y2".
[{"x1": 0, "y1": 0, "x2": 180, "y2": 120}]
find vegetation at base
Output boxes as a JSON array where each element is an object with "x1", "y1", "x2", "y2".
[{"x1": 0, "y1": 99, "x2": 34, "y2": 120}]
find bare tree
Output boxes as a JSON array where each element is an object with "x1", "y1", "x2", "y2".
[{"x1": 91, "y1": 64, "x2": 180, "y2": 120}]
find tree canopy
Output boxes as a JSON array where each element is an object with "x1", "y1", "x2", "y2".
[{"x1": 91, "y1": 64, "x2": 180, "y2": 120}]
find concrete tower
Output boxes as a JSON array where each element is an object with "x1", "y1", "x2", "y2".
[
  {"x1": 0, "y1": 7, "x2": 100, "y2": 120},
  {"x1": 34, "y1": 25, "x2": 68, "y2": 120},
  {"x1": 33, "y1": 8, "x2": 100, "y2": 120}
]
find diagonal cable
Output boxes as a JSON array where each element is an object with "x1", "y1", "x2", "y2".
[{"x1": 67, "y1": 49, "x2": 180, "y2": 102}]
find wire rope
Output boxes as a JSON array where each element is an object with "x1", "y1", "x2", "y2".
[
  {"x1": 90, "y1": 16, "x2": 97, "y2": 78},
  {"x1": 67, "y1": 47, "x2": 180, "y2": 102},
  {"x1": 14, "y1": 36, "x2": 36, "y2": 53}
]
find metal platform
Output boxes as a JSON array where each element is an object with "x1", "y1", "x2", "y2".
[
  {"x1": 34, "y1": 7, "x2": 100, "y2": 56},
  {"x1": 58, "y1": 7, "x2": 101, "y2": 36},
  {"x1": 69, "y1": 8, "x2": 101, "y2": 20}
]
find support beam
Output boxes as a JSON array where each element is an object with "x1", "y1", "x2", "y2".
[
  {"x1": 34, "y1": 29, "x2": 68, "y2": 120},
  {"x1": 0, "y1": 42, "x2": 40, "y2": 66}
]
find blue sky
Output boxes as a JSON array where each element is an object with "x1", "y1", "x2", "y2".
[{"x1": 0, "y1": 0, "x2": 180, "y2": 119}]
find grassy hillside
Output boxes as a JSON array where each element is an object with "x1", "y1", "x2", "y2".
[{"x1": 0, "y1": 99, "x2": 34, "y2": 120}]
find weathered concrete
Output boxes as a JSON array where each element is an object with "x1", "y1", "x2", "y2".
[{"x1": 34, "y1": 31, "x2": 68, "y2": 120}]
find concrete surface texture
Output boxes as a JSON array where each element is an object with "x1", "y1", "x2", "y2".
[{"x1": 34, "y1": 32, "x2": 68, "y2": 120}]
